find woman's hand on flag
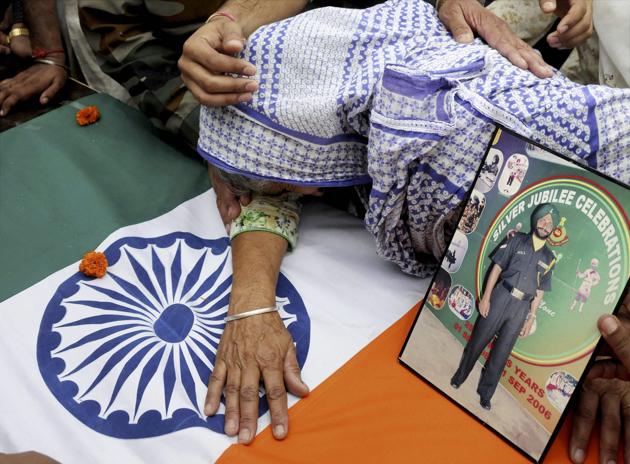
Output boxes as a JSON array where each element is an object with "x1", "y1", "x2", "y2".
[
  {"x1": 203, "y1": 231, "x2": 309, "y2": 444},
  {"x1": 204, "y1": 312, "x2": 309, "y2": 444}
]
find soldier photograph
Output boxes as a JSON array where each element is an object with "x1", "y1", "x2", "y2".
[{"x1": 450, "y1": 203, "x2": 560, "y2": 410}]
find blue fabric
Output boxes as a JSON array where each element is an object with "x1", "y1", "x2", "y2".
[{"x1": 197, "y1": 0, "x2": 630, "y2": 277}]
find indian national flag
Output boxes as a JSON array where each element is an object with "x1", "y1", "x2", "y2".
[{"x1": 0, "y1": 95, "x2": 592, "y2": 463}]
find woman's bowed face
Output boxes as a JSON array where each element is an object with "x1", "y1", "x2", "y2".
[{"x1": 263, "y1": 182, "x2": 324, "y2": 196}]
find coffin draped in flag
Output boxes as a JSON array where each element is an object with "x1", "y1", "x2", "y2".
[{"x1": 0, "y1": 94, "x2": 422, "y2": 463}]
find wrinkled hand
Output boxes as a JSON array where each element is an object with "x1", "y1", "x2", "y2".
[
  {"x1": 438, "y1": 0, "x2": 553, "y2": 78},
  {"x1": 479, "y1": 298, "x2": 490, "y2": 317},
  {"x1": 208, "y1": 164, "x2": 251, "y2": 229},
  {"x1": 204, "y1": 313, "x2": 309, "y2": 444},
  {"x1": 598, "y1": 293, "x2": 630, "y2": 361},
  {"x1": 179, "y1": 17, "x2": 259, "y2": 107},
  {"x1": 569, "y1": 294, "x2": 630, "y2": 463},
  {"x1": 570, "y1": 362, "x2": 630, "y2": 464},
  {"x1": 541, "y1": 0, "x2": 593, "y2": 50},
  {"x1": 0, "y1": 63, "x2": 66, "y2": 116}
]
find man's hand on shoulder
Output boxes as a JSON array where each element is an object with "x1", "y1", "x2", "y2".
[
  {"x1": 437, "y1": 0, "x2": 553, "y2": 79},
  {"x1": 178, "y1": 16, "x2": 259, "y2": 107}
]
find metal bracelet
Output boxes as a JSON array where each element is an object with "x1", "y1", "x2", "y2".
[
  {"x1": 224, "y1": 306, "x2": 278, "y2": 322},
  {"x1": 33, "y1": 58, "x2": 69, "y2": 72}
]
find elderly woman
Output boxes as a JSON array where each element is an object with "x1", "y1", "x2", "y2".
[{"x1": 196, "y1": 0, "x2": 630, "y2": 449}]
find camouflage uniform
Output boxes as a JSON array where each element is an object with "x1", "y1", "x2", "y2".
[
  {"x1": 72, "y1": 0, "x2": 222, "y2": 147},
  {"x1": 64, "y1": 0, "x2": 410, "y2": 147}
]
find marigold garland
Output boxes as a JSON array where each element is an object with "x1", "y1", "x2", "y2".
[
  {"x1": 76, "y1": 105, "x2": 100, "y2": 126},
  {"x1": 79, "y1": 251, "x2": 108, "y2": 278}
]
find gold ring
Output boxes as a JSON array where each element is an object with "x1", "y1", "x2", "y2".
[{"x1": 7, "y1": 27, "x2": 30, "y2": 44}]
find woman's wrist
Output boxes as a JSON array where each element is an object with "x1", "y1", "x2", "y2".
[{"x1": 229, "y1": 292, "x2": 277, "y2": 315}]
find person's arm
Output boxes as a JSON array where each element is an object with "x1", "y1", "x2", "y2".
[
  {"x1": 437, "y1": 0, "x2": 553, "y2": 78},
  {"x1": 437, "y1": 0, "x2": 593, "y2": 78},
  {"x1": 179, "y1": 0, "x2": 308, "y2": 107},
  {"x1": 569, "y1": 294, "x2": 630, "y2": 464},
  {"x1": 204, "y1": 231, "x2": 309, "y2": 444},
  {"x1": 541, "y1": 0, "x2": 593, "y2": 50},
  {"x1": 479, "y1": 263, "x2": 501, "y2": 317},
  {"x1": 221, "y1": 0, "x2": 309, "y2": 38},
  {"x1": 0, "y1": 0, "x2": 67, "y2": 116}
]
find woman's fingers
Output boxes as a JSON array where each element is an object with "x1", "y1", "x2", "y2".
[
  {"x1": 261, "y1": 354, "x2": 289, "y2": 440},
  {"x1": 223, "y1": 360, "x2": 242, "y2": 437},
  {"x1": 238, "y1": 364, "x2": 261, "y2": 444},
  {"x1": 205, "y1": 358, "x2": 227, "y2": 416}
]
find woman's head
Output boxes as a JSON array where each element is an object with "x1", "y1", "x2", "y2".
[{"x1": 208, "y1": 164, "x2": 323, "y2": 197}]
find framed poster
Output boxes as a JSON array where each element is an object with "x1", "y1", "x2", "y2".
[{"x1": 400, "y1": 127, "x2": 630, "y2": 462}]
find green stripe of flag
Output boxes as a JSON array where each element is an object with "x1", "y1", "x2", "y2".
[{"x1": 0, "y1": 94, "x2": 209, "y2": 301}]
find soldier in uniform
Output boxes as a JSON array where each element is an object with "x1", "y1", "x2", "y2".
[{"x1": 450, "y1": 203, "x2": 559, "y2": 410}]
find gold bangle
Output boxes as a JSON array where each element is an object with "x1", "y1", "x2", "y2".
[{"x1": 7, "y1": 27, "x2": 30, "y2": 43}]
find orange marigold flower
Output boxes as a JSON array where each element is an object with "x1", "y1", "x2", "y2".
[
  {"x1": 79, "y1": 251, "x2": 108, "y2": 278},
  {"x1": 76, "y1": 105, "x2": 100, "y2": 126}
]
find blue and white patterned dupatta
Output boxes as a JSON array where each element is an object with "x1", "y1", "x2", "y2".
[{"x1": 197, "y1": 0, "x2": 630, "y2": 277}]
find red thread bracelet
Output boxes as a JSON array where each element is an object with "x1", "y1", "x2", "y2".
[
  {"x1": 32, "y1": 47, "x2": 65, "y2": 59},
  {"x1": 205, "y1": 11, "x2": 237, "y2": 24}
]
